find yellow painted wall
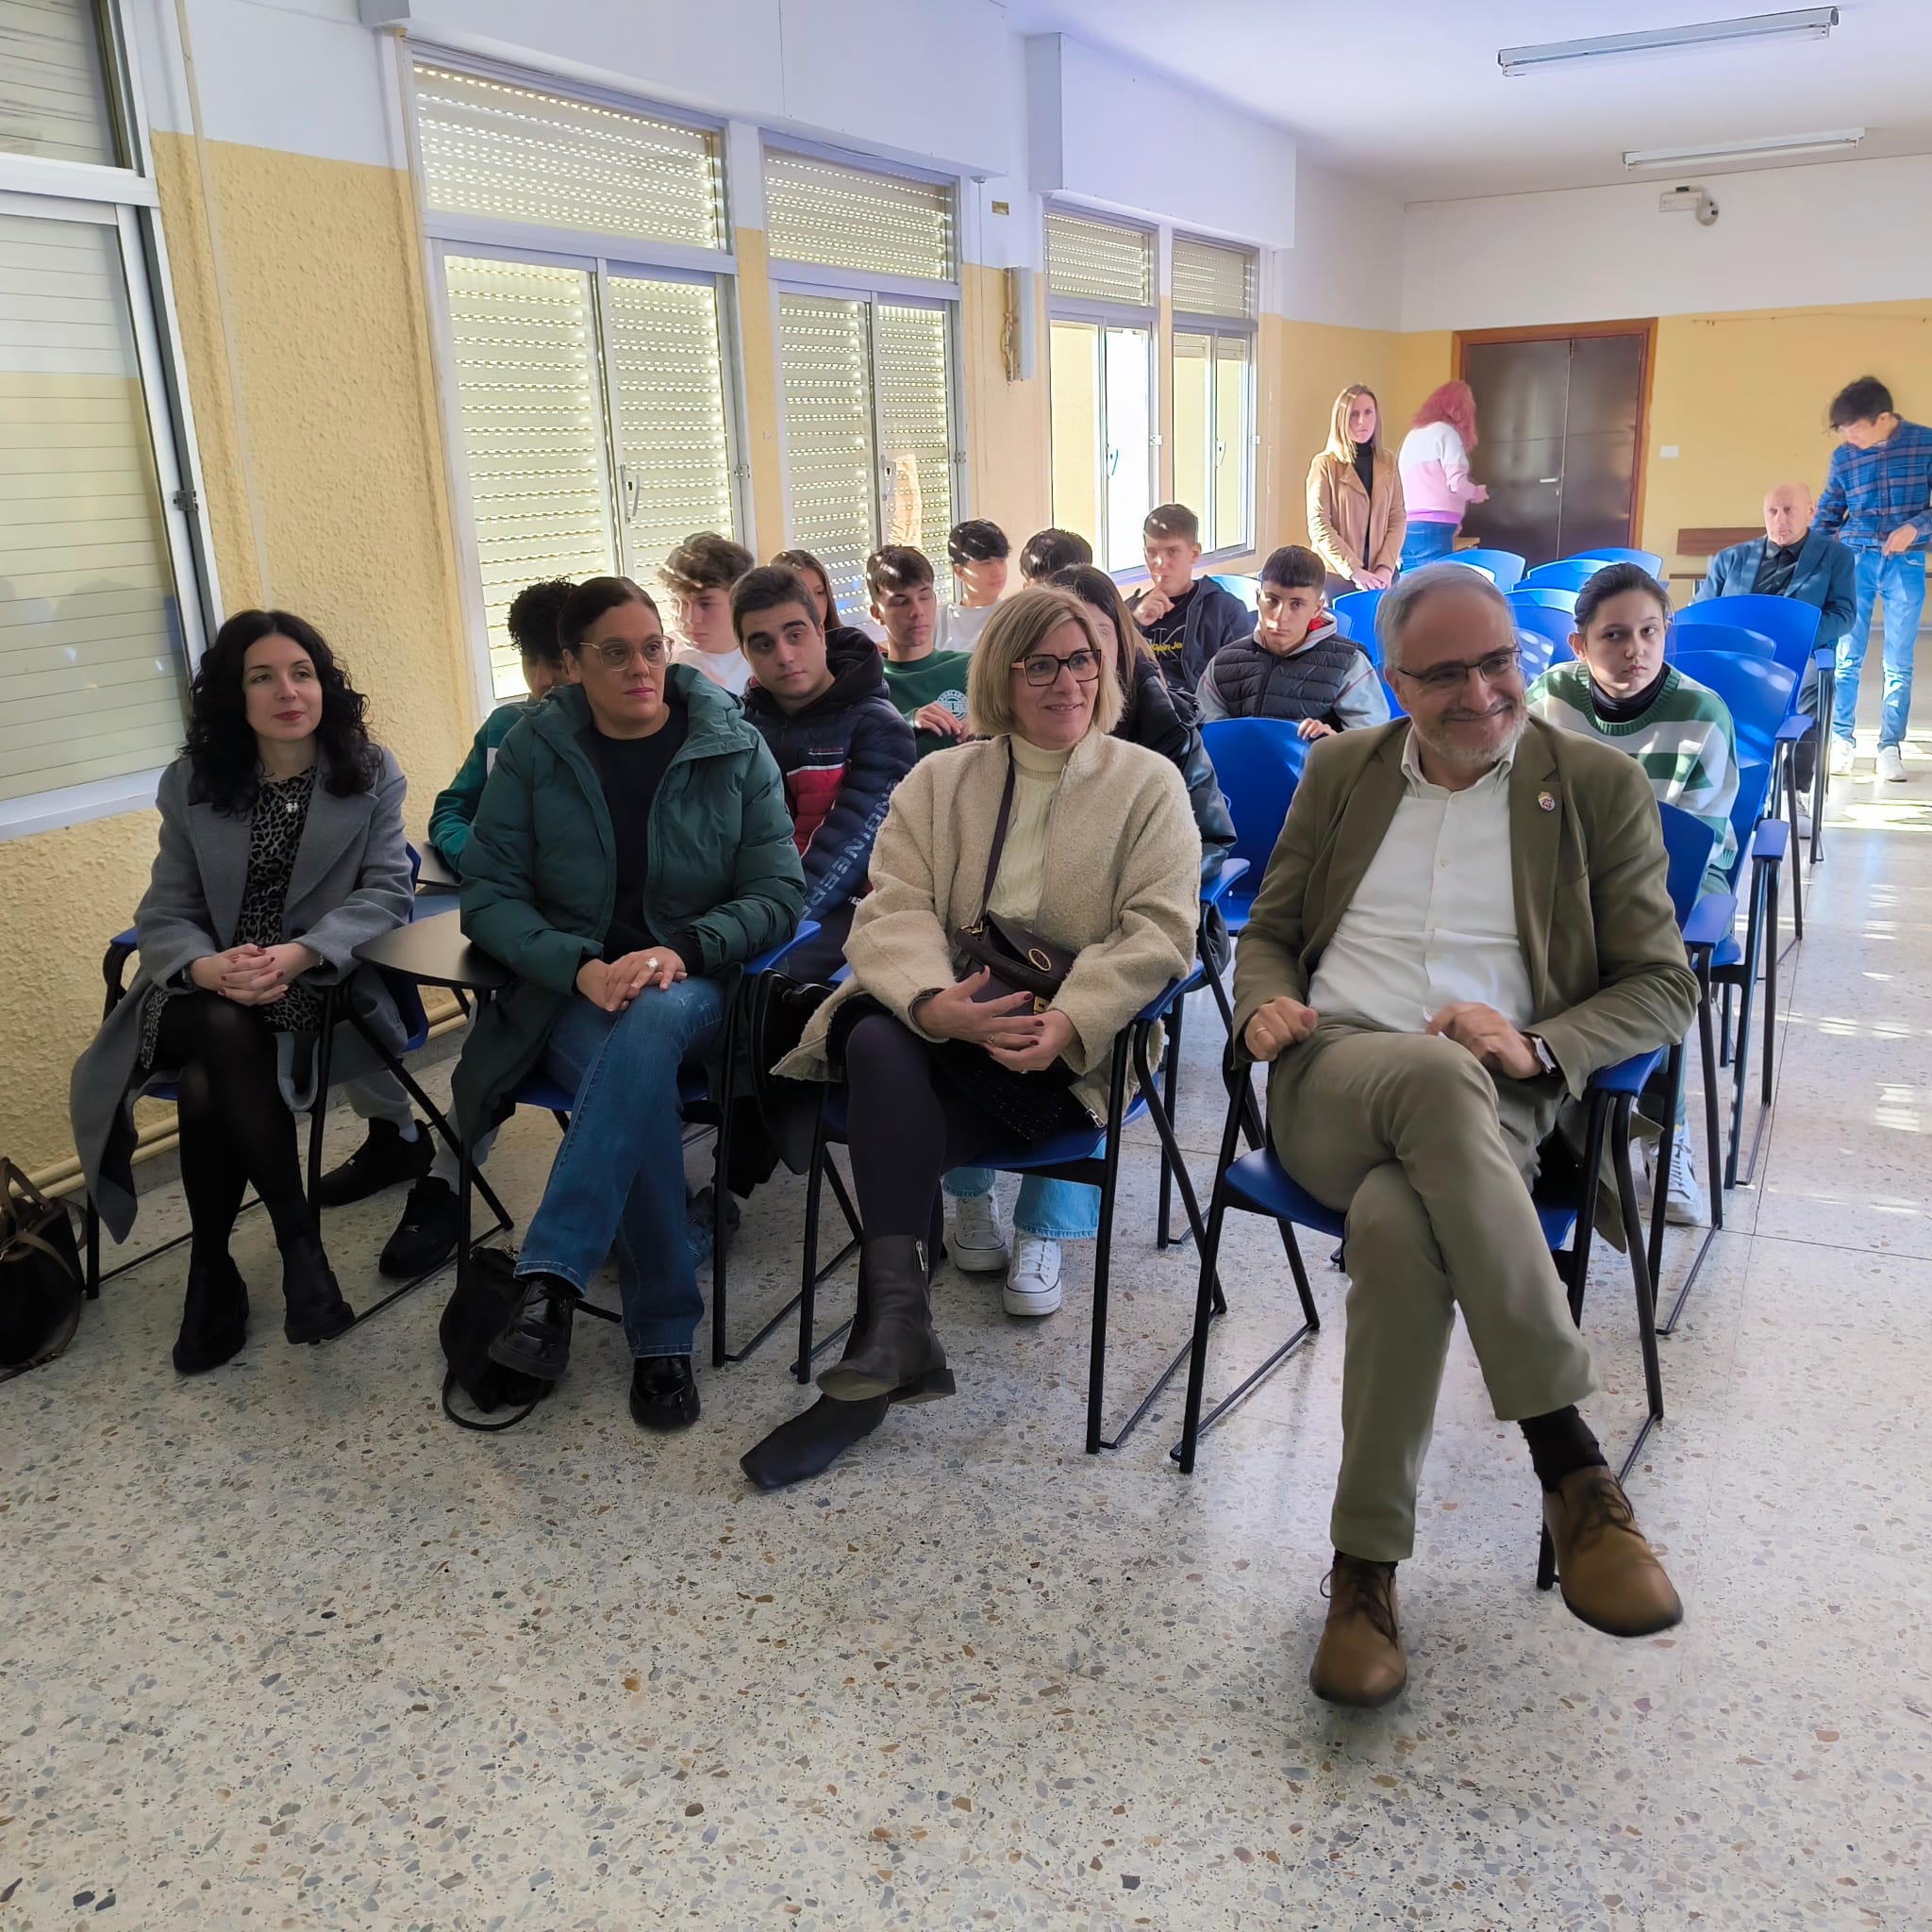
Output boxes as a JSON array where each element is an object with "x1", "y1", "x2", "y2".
[{"x1": 1259, "y1": 317, "x2": 1402, "y2": 553}]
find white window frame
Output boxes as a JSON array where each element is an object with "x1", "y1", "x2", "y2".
[
  {"x1": 0, "y1": 0, "x2": 218, "y2": 840},
  {"x1": 1170, "y1": 232, "x2": 1258, "y2": 564},
  {"x1": 401, "y1": 50, "x2": 752, "y2": 715},
  {"x1": 1042, "y1": 204, "x2": 1158, "y2": 585},
  {"x1": 762, "y1": 138, "x2": 968, "y2": 590}
]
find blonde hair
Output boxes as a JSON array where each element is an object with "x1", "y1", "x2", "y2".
[
  {"x1": 967, "y1": 587, "x2": 1124, "y2": 741},
  {"x1": 1324, "y1": 383, "x2": 1381, "y2": 463}
]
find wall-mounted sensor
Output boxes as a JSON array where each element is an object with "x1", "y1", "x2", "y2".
[{"x1": 1658, "y1": 185, "x2": 1719, "y2": 226}]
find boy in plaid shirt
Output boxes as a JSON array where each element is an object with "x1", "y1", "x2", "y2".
[{"x1": 1815, "y1": 376, "x2": 1932, "y2": 782}]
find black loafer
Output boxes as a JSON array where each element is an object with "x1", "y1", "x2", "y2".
[
  {"x1": 173, "y1": 1256, "x2": 249, "y2": 1374},
  {"x1": 281, "y1": 1236, "x2": 356, "y2": 1344},
  {"x1": 629, "y1": 1355, "x2": 700, "y2": 1432},
  {"x1": 379, "y1": 1176, "x2": 462, "y2": 1279},
  {"x1": 488, "y1": 1274, "x2": 576, "y2": 1382},
  {"x1": 315, "y1": 1118, "x2": 432, "y2": 1208}
]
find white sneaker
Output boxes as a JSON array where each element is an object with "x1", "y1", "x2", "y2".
[
  {"x1": 1795, "y1": 806, "x2": 1814, "y2": 839},
  {"x1": 1004, "y1": 1238, "x2": 1063, "y2": 1317},
  {"x1": 1877, "y1": 744, "x2": 1907, "y2": 784},
  {"x1": 1665, "y1": 1139, "x2": 1710, "y2": 1228},
  {"x1": 1829, "y1": 738, "x2": 1857, "y2": 777},
  {"x1": 948, "y1": 1192, "x2": 1010, "y2": 1274}
]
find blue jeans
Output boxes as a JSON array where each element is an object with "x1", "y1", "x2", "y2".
[
  {"x1": 1399, "y1": 522, "x2": 1457, "y2": 571},
  {"x1": 517, "y1": 976, "x2": 724, "y2": 1357},
  {"x1": 1833, "y1": 549, "x2": 1924, "y2": 750},
  {"x1": 943, "y1": 1167, "x2": 1101, "y2": 1240}
]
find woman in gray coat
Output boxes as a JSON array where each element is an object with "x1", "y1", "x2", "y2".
[{"x1": 70, "y1": 611, "x2": 414, "y2": 1373}]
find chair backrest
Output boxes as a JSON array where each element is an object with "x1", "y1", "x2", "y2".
[
  {"x1": 1331, "y1": 588, "x2": 1386, "y2": 648},
  {"x1": 1510, "y1": 585, "x2": 1578, "y2": 613},
  {"x1": 1574, "y1": 545, "x2": 1666, "y2": 575},
  {"x1": 1726, "y1": 760, "x2": 1775, "y2": 887},
  {"x1": 1520, "y1": 558, "x2": 1615, "y2": 593},
  {"x1": 1665, "y1": 620, "x2": 1774, "y2": 664},
  {"x1": 1672, "y1": 649, "x2": 1797, "y2": 768},
  {"x1": 1200, "y1": 719, "x2": 1310, "y2": 880},
  {"x1": 1510, "y1": 601, "x2": 1575, "y2": 658},
  {"x1": 1656, "y1": 803, "x2": 1719, "y2": 927},
  {"x1": 1676, "y1": 593, "x2": 1821, "y2": 678},
  {"x1": 1380, "y1": 672, "x2": 1405, "y2": 719},
  {"x1": 1448, "y1": 547, "x2": 1525, "y2": 591},
  {"x1": 1209, "y1": 573, "x2": 1261, "y2": 612},
  {"x1": 1515, "y1": 629, "x2": 1558, "y2": 683}
]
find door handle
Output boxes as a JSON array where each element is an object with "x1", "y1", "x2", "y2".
[{"x1": 1539, "y1": 476, "x2": 1560, "y2": 485}]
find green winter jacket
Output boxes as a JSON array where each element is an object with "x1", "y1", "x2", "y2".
[
  {"x1": 428, "y1": 698, "x2": 533, "y2": 873},
  {"x1": 451, "y1": 670, "x2": 805, "y2": 1141}
]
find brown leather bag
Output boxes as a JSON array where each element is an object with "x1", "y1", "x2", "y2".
[
  {"x1": 950, "y1": 754, "x2": 1076, "y2": 1011},
  {"x1": 1, "y1": 1160, "x2": 83, "y2": 1379}
]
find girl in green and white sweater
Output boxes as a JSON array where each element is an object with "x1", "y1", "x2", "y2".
[{"x1": 1526, "y1": 562, "x2": 1740, "y2": 1228}]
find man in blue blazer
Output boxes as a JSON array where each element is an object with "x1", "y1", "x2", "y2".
[{"x1": 1696, "y1": 481, "x2": 1857, "y2": 795}]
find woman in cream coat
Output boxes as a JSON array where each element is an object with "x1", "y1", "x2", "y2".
[{"x1": 742, "y1": 587, "x2": 1200, "y2": 1489}]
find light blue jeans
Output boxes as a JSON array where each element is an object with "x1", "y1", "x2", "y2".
[
  {"x1": 516, "y1": 976, "x2": 724, "y2": 1357},
  {"x1": 1399, "y1": 521, "x2": 1457, "y2": 571},
  {"x1": 943, "y1": 1168, "x2": 1101, "y2": 1241},
  {"x1": 1832, "y1": 549, "x2": 1925, "y2": 750}
]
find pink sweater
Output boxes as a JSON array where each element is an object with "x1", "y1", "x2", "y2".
[{"x1": 1398, "y1": 421, "x2": 1481, "y2": 524}]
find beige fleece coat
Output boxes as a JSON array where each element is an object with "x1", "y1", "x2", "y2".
[{"x1": 776, "y1": 730, "x2": 1201, "y2": 1122}]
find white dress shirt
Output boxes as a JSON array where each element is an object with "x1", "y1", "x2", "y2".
[{"x1": 1307, "y1": 731, "x2": 1533, "y2": 1034}]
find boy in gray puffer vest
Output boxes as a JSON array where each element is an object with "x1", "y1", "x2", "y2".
[{"x1": 1196, "y1": 544, "x2": 1389, "y2": 740}]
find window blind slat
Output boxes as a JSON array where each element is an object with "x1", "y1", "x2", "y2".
[
  {"x1": 606, "y1": 275, "x2": 738, "y2": 575},
  {"x1": 0, "y1": 0, "x2": 116, "y2": 166},
  {"x1": 414, "y1": 63, "x2": 724, "y2": 250},
  {"x1": 874, "y1": 303, "x2": 954, "y2": 585},
  {"x1": 0, "y1": 210, "x2": 189, "y2": 806},
  {"x1": 763, "y1": 150, "x2": 955, "y2": 282},
  {"x1": 776, "y1": 292, "x2": 877, "y2": 618},
  {"x1": 441, "y1": 255, "x2": 617, "y2": 700},
  {"x1": 1172, "y1": 237, "x2": 1257, "y2": 320},
  {"x1": 1044, "y1": 211, "x2": 1152, "y2": 308}
]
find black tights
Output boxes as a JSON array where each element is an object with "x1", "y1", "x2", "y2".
[
  {"x1": 154, "y1": 993, "x2": 314, "y2": 1263},
  {"x1": 842, "y1": 1013, "x2": 1014, "y2": 1247}
]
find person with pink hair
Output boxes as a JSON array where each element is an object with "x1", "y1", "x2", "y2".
[{"x1": 1397, "y1": 380, "x2": 1489, "y2": 570}]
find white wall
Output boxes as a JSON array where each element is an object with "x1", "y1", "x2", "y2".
[
  {"x1": 1274, "y1": 158, "x2": 1404, "y2": 330},
  {"x1": 1404, "y1": 153, "x2": 1932, "y2": 332}
]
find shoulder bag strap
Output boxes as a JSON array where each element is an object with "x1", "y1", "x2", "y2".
[
  {"x1": 973, "y1": 747, "x2": 1020, "y2": 927},
  {"x1": 441, "y1": 1369, "x2": 543, "y2": 1434}
]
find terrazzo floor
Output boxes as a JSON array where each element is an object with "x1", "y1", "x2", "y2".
[{"x1": 7, "y1": 739, "x2": 1931, "y2": 1930}]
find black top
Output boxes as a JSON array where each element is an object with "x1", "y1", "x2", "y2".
[
  {"x1": 1352, "y1": 441, "x2": 1377, "y2": 558},
  {"x1": 1140, "y1": 581, "x2": 1196, "y2": 658},
  {"x1": 1588, "y1": 662, "x2": 1671, "y2": 724},
  {"x1": 580, "y1": 696, "x2": 691, "y2": 962},
  {"x1": 1751, "y1": 540, "x2": 1807, "y2": 600}
]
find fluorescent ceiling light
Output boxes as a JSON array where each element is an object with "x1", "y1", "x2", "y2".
[
  {"x1": 1500, "y1": 8, "x2": 1838, "y2": 76},
  {"x1": 1624, "y1": 127, "x2": 1866, "y2": 167}
]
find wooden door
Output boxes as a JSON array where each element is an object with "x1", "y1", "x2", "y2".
[{"x1": 1457, "y1": 324, "x2": 1654, "y2": 567}]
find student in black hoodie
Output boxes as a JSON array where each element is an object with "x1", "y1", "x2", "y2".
[{"x1": 735, "y1": 566, "x2": 916, "y2": 980}]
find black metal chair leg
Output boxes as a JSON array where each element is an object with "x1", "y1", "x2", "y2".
[
  {"x1": 1760, "y1": 866, "x2": 1780, "y2": 1108},
  {"x1": 1783, "y1": 750, "x2": 1806, "y2": 940},
  {"x1": 1724, "y1": 871, "x2": 1766, "y2": 1190},
  {"x1": 307, "y1": 985, "x2": 338, "y2": 1207},
  {"x1": 1157, "y1": 991, "x2": 1185, "y2": 1249},
  {"x1": 709, "y1": 999, "x2": 740, "y2": 1371},
  {"x1": 1084, "y1": 1041, "x2": 1133, "y2": 1456},
  {"x1": 793, "y1": 1099, "x2": 830, "y2": 1383},
  {"x1": 1644, "y1": 1041, "x2": 1683, "y2": 1293}
]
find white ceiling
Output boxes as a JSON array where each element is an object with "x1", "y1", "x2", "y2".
[{"x1": 1004, "y1": 0, "x2": 1932, "y2": 202}]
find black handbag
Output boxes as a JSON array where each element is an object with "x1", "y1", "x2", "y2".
[
  {"x1": 1, "y1": 1161, "x2": 83, "y2": 1380},
  {"x1": 739, "y1": 970, "x2": 839, "y2": 1179},
  {"x1": 439, "y1": 1245, "x2": 551, "y2": 1432}
]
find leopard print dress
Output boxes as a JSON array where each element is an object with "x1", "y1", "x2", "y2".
[{"x1": 138, "y1": 767, "x2": 323, "y2": 1070}]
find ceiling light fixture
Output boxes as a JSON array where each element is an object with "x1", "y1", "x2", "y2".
[
  {"x1": 1624, "y1": 127, "x2": 1866, "y2": 168},
  {"x1": 1499, "y1": 8, "x2": 1838, "y2": 77}
]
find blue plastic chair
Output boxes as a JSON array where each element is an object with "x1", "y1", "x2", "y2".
[
  {"x1": 1511, "y1": 585, "x2": 1579, "y2": 615},
  {"x1": 1199, "y1": 720, "x2": 1309, "y2": 935},
  {"x1": 1209, "y1": 574, "x2": 1261, "y2": 613},
  {"x1": 1511, "y1": 601, "x2": 1575, "y2": 663},
  {"x1": 1331, "y1": 588, "x2": 1387, "y2": 646},
  {"x1": 1665, "y1": 621, "x2": 1773, "y2": 665},
  {"x1": 1521, "y1": 558, "x2": 1619, "y2": 593},
  {"x1": 792, "y1": 976, "x2": 1220, "y2": 1455},
  {"x1": 1673, "y1": 650, "x2": 1795, "y2": 772},
  {"x1": 1676, "y1": 592, "x2": 1819, "y2": 671},
  {"x1": 1574, "y1": 546, "x2": 1666, "y2": 575},
  {"x1": 1448, "y1": 547, "x2": 1525, "y2": 591},
  {"x1": 1515, "y1": 629, "x2": 1558, "y2": 683}
]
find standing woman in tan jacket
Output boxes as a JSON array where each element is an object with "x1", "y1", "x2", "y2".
[
  {"x1": 742, "y1": 587, "x2": 1201, "y2": 1490},
  {"x1": 1307, "y1": 384, "x2": 1407, "y2": 598}
]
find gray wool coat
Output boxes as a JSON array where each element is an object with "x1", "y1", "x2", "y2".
[{"x1": 70, "y1": 747, "x2": 414, "y2": 1241}]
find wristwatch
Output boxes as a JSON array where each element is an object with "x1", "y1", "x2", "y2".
[{"x1": 1526, "y1": 1033, "x2": 1560, "y2": 1080}]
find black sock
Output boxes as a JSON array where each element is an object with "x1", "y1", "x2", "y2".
[{"x1": 1519, "y1": 1405, "x2": 1607, "y2": 1491}]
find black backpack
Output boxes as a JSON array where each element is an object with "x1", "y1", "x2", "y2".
[{"x1": 439, "y1": 1245, "x2": 550, "y2": 1432}]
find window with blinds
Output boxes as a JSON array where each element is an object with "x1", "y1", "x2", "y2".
[
  {"x1": 1044, "y1": 211, "x2": 1153, "y2": 310},
  {"x1": 775, "y1": 293, "x2": 878, "y2": 617},
  {"x1": 413, "y1": 63, "x2": 724, "y2": 250},
  {"x1": 763, "y1": 149, "x2": 955, "y2": 282},
  {"x1": 441, "y1": 255, "x2": 618, "y2": 699},
  {"x1": 0, "y1": 0, "x2": 117, "y2": 166},
  {"x1": 1173, "y1": 329, "x2": 1253, "y2": 554},
  {"x1": 1172, "y1": 236, "x2": 1257, "y2": 321},
  {"x1": 874, "y1": 303, "x2": 955, "y2": 566},
  {"x1": 0, "y1": 211, "x2": 191, "y2": 805}
]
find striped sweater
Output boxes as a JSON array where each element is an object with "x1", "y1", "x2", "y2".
[{"x1": 1526, "y1": 662, "x2": 1740, "y2": 896}]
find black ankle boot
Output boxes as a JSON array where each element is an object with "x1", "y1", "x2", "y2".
[
  {"x1": 488, "y1": 1272, "x2": 576, "y2": 1382},
  {"x1": 280, "y1": 1236, "x2": 356, "y2": 1344},
  {"x1": 315, "y1": 1118, "x2": 432, "y2": 1208},
  {"x1": 817, "y1": 1236, "x2": 949, "y2": 1403},
  {"x1": 173, "y1": 1254, "x2": 249, "y2": 1374},
  {"x1": 741, "y1": 1393, "x2": 890, "y2": 1489}
]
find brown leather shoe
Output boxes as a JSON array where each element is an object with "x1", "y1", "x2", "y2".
[
  {"x1": 1543, "y1": 1466, "x2": 1684, "y2": 1638},
  {"x1": 1308, "y1": 1556, "x2": 1407, "y2": 1707}
]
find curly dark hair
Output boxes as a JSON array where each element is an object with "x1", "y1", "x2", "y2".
[{"x1": 183, "y1": 609, "x2": 379, "y2": 813}]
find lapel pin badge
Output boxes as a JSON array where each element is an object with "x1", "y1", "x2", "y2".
[{"x1": 1538, "y1": 791, "x2": 1557, "y2": 812}]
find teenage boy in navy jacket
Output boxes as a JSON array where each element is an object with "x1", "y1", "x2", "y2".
[
  {"x1": 735, "y1": 565, "x2": 915, "y2": 980},
  {"x1": 1128, "y1": 502, "x2": 1253, "y2": 696}
]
